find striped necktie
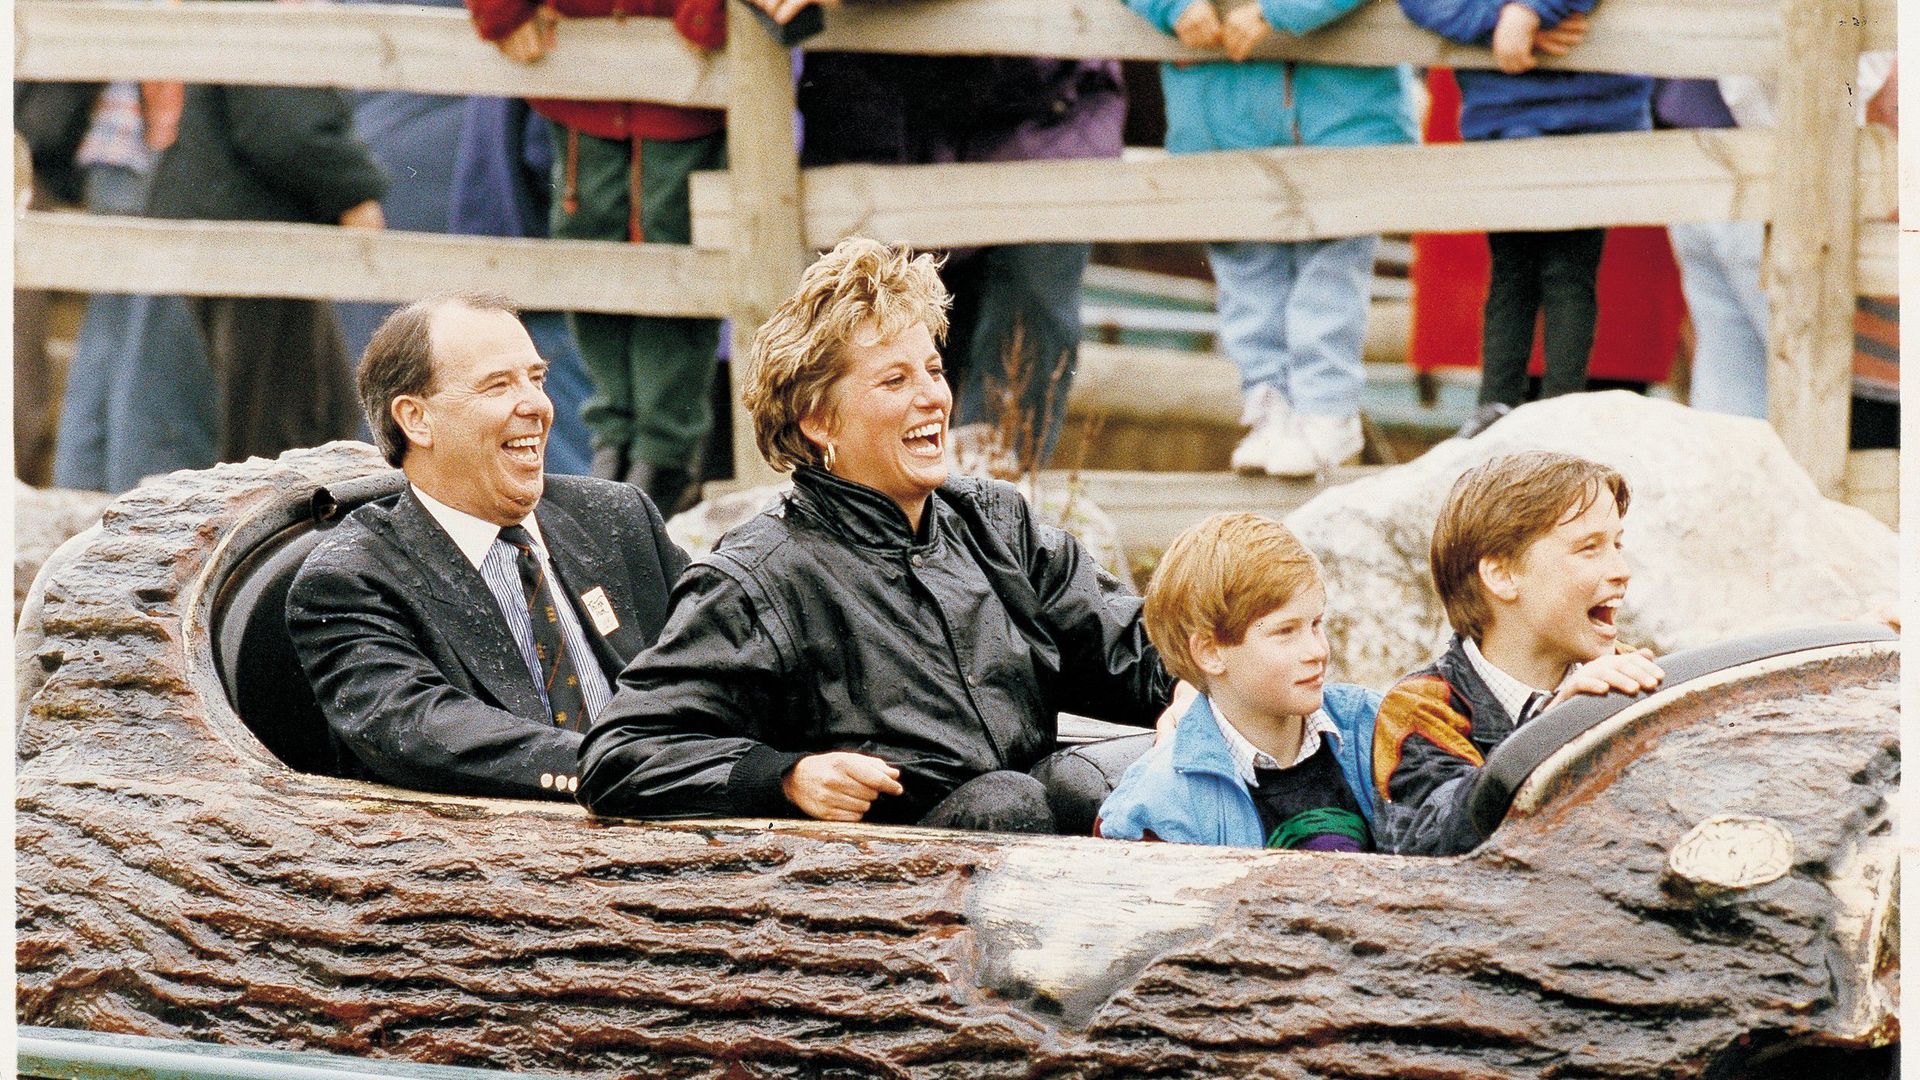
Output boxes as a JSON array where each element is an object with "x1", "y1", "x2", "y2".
[{"x1": 496, "y1": 525, "x2": 590, "y2": 733}]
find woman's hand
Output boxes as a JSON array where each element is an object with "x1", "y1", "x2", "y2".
[
  {"x1": 338, "y1": 199, "x2": 385, "y2": 230},
  {"x1": 1154, "y1": 680, "x2": 1200, "y2": 745},
  {"x1": 782, "y1": 752, "x2": 904, "y2": 822}
]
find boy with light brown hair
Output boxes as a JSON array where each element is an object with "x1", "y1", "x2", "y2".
[
  {"x1": 1374, "y1": 450, "x2": 1663, "y2": 855},
  {"x1": 1098, "y1": 513, "x2": 1382, "y2": 850}
]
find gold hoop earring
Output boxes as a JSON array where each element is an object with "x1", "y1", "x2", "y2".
[{"x1": 823, "y1": 443, "x2": 837, "y2": 471}]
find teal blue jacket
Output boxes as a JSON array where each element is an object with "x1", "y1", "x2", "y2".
[
  {"x1": 1127, "y1": 0, "x2": 1416, "y2": 151},
  {"x1": 1097, "y1": 684, "x2": 1382, "y2": 847}
]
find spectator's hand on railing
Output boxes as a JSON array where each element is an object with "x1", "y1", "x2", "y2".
[
  {"x1": 745, "y1": 0, "x2": 839, "y2": 26},
  {"x1": 1172, "y1": 0, "x2": 1224, "y2": 50},
  {"x1": 782, "y1": 751, "x2": 904, "y2": 822},
  {"x1": 1491, "y1": 2, "x2": 1542, "y2": 73},
  {"x1": 1533, "y1": 11, "x2": 1588, "y2": 58},
  {"x1": 496, "y1": 6, "x2": 559, "y2": 63},
  {"x1": 1220, "y1": 3, "x2": 1272, "y2": 62},
  {"x1": 339, "y1": 199, "x2": 386, "y2": 230}
]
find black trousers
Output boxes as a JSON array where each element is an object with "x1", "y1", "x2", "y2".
[
  {"x1": 917, "y1": 770, "x2": 1057, "y2": 834},
  {"x1": 188, "y1": 296, "x2": 359, "y2": 464},
  {"x1": 1478, "y1": 228, "x2": 1608, "y2": 407}
]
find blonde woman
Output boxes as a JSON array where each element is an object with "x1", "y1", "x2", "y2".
[{"x1": 580, "y1": 238, "x2": 1172, "y2": 832}]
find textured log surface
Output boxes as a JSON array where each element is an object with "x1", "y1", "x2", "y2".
[{"x1": 16, "y1": 445, "x2": 1900, "y2": 1078}]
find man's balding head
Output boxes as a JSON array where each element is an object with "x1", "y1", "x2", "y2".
[{"x1": 358, "y1": 292, "x2": 520, "y2": 467}]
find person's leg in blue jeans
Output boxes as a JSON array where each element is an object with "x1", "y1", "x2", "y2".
[
  {"x1": 1267, "y1": 234, "x2": 1375, "y2": 474},
  {"x1": 54, "y1": 163, "x2": 148, "y2": 490},
  {"x1": 1669, "y1": 219, "x2": 1767, "y2": 418},
  {"x1": 1206, "y1": 240, "x2": 1296, "y2": 473}
]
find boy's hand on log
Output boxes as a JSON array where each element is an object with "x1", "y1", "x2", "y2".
[
  {"x1": 782, "y1": 752, "x2": 904, "y2": 822},
  {"x1": 1533, "y1": 11, "x2": 1587, "y2": 57},
  {"x1": 1173, "y1": 0, "x2": 1224, "y2": 50},
  {"x1": 1548, "y1": 647, "x2": 1663, "y2": 708},
  {"x1": 746, "y1": 0, "x2": 839, "y2": 25},
  {"x1": 496, "y1": 7, "x2": 558, "y2": 63},
  {"x1": 1491, "y1": 3, "x2": 1542, "y2": 73},
  {"x1": 1220, "y1": 4, "x2": 1273, "y2": 61}
]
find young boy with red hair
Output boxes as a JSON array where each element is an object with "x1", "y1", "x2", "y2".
[{"x1": 1099, "y1": 513, "x2": 1382, "y2": 850}]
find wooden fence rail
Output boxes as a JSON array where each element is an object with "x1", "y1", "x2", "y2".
[{"x1": 11, "y1": 0, "x2": 1897, "y2": 496}]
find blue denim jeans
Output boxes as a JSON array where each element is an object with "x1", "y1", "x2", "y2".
[
  {"x1": 1669, "y1": 220, "x2": 1768, "y2": 419},
  {"x1": 1206, "y1": 236, "x2": 1376, "y2": 418},
  {"x1": 53, "y1": 165, "x2": 219, "y2": 493}
]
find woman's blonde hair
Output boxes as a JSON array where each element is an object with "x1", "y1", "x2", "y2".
[{"x1": 743, "y1": 237, "x2": 952, "y2": 472}]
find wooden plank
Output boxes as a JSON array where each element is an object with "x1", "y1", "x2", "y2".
[
  {"x1": 14, "y1": 0, "x2": 728, "y2": 107},
  {"x1": 1854, "y1": 220, "x2": 1896, "y2": 297},
  {"x1": 1763, "y1": 0, "x2": 1861, "y2": 497},
  {"x1": 1842, "y1": 448, "x2": 1897, "y2": 529},
  {"x1": 1046, "y1": 468, "x2": 1385, "y2": 555},
  {"x1": 691, "y1": 127, "x2": 1898, "y2": 249},
  {"x1": 810, "y1": 0, "x2": 1893, "y2": 77},
  {"x1": 720, "y1": 3, "x2": 806, "y2": 487},
  {"x1": 12, "y1": 213, "x2": 730, "y2": 317}
]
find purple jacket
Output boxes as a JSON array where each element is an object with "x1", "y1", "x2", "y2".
[{"x1": 795, "y1": 54, "x2": 1125, "y2": 167}]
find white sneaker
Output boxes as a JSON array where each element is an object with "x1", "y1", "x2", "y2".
[
  {"x1": 1265, "y1": 413, "x2": 1363, "y2": 479},
  {"x1": 1230, "y1": 385, "x2": 1291, "y2": 475}
]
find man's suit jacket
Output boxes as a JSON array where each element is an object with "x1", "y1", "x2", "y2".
[{"x1": 287, "y1": 475, "x2": 688, "y2": 800}]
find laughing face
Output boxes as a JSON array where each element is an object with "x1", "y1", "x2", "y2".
[
  {"x1": 399, "y1": 304, "x2": 552, "y2": 526},
  {"x1": 1496, "y1": 487, "x2": 1631, "y2": 674},
  {"x1": 801, "y1": 320, "x2": 951, "y2": 529}
]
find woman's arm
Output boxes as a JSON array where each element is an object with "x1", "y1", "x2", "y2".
[
  {"x1": 577, "y1": 565, "x2": 798, "y2": 819},
  {"x1": 1010, "y1": 492, "x2": 1175, "y2": 726}
]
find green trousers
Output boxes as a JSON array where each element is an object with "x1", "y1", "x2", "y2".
[{"x1": 549, "y1": 127, "x2": 725, "y2": 469}]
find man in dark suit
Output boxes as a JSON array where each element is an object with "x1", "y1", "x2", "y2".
[{"x1": 288, "y1": 292, "x2": 687, "y2": 800}]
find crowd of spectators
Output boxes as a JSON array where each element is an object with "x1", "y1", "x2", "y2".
[{"x1": 15, "y1": 0, "x2": 1900, "y2": 496}]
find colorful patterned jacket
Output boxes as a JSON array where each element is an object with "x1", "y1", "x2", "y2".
[{"x1": 1370, "y1": 634, "x2": 1517, "y2": 856}]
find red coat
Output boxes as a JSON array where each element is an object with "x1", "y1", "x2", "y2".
[{"x1": 465, "y1": 0, "x2": 725, "y2": 142}]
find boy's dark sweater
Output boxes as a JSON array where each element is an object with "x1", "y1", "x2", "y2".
[
  {"x1": 1369, "y1": 635, "x2": 1517, "y2": 855},
  {"x1": 1251, "y1": 741, "x2": 1371, "y2": 852}
]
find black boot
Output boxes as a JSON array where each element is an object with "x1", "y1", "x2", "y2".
[
  {"x1": 589, "y1": 445, "x2": 628, "y2": 481},
  {"x1": 625, "y1": 458, "x2": 693, "y2": 514}
]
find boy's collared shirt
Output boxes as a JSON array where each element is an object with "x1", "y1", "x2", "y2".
[
  {"x1": 1211, "y1": 703, "x2": 1343, "y2": 789},
  {"x1": 1461, "y1": 637, "x2": 1553, "y2": 728}
]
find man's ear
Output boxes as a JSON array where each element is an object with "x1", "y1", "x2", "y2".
[
  {"x1": 393, "y1": 396, "x2": 432, "y2": 452},
  {"x1": 1479, "y1": 555, "x2": 1519, "y2": 604},
  {"x1": 1189, "y1": 630, "x2": 1229, "y2": 678}
]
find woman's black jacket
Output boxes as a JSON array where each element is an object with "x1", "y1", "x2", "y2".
[{"x1": 578, "y1": 467, "x2": 1173, "y2": 823}]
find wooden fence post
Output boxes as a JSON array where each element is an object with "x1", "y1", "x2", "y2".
[
  {"x1": 722, "y1": 2, "x2": 808, "y2": 487},
  {"x1": 1764, "y1": 0, "x2": 1863, "y2": 498}
]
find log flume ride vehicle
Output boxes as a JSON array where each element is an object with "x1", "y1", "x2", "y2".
[{"x1": 15, "y1": 445, "x2": 1899, "y2": 1079}]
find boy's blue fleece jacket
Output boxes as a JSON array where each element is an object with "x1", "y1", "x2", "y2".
[
  {"x1": 1127, "y1": 0, "x2": 1416, "y2": 152},
  {"x1": 1395, "y1": 0, "x2": 1651, "y2": 139},
  {"x1": 1097, "y1": 683, "x2": 1383, "y2": 848}
]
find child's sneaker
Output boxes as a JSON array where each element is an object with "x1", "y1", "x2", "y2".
[
  {"x1": 1266, "y1": 413, "x2": 1363, "y2": 479},
  {"x1": 1230, "y1": 385, "x2": 1291, "y2": 474}
]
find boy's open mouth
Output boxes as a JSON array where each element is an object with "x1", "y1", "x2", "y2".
[{"x1": 1588, "y1": 598, "x2": 1621, "y2": 636}]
